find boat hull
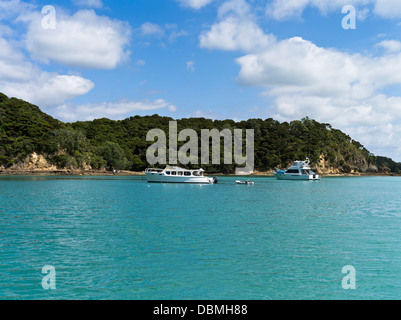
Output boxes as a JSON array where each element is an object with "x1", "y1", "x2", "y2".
[
  {"x1": 236, "y1": 180, "x2": 255, "y2": 185},
  {"x1": 275, "y1": 173, "x2": 320, "y2": 180},
  {"x1": 146, "y1": 172, "x2": 215, "y2": 184}
]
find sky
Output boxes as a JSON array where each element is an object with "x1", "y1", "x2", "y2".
[{"x1": 2, "y1": 0, "x2": 401, "y2": 160}]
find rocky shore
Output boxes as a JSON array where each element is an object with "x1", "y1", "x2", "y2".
[
  {"x1": 0, "y1": 152, "x2": 394, "y2": 177},
  {"x1": 0, "y1": 169, "x2": 397, "y2": 177},
  {"x1": 0, "y1": 169, "x2": 145, "y2": 176}
]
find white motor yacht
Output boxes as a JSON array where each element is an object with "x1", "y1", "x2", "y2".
[
  {"x1": 145, "y1": 167, "x2": 218, "y2": 184},
  {"x1": 274, "y1": 158, "x2": 320, "y2": 180}
]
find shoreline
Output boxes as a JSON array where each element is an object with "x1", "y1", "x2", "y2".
[
  {"x1": 0, "y1": 169, "x2": 398, "y2": 177},
  {"x1": 0, "y1": 170, "x2": 145, "y2": 176}
]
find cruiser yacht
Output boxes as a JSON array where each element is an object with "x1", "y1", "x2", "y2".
[{"x1": 274, "y1": 158, "x2": 320, "y2": 180}]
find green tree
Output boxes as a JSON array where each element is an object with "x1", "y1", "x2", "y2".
[
  {"x1": 99, "y1": 142, "x2": 130, "y2": 171},
  {"x1": 52, "y1": 128, "x2": 88, "y2": 155}
]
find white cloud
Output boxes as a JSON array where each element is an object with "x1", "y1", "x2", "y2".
[
  {"x1": 267, "y1": 0, "x2": 370, "y2": 20},
  {"x1": 265, "y1": 0, "x2": 401, "y2": 20},
  {"x1": 54, "y1": 99, "x2": 178, "y2": 121},
  {"x1": 73, "y1": 0, "x2": 103, "y2": 8},
  {"x1": 135, "y1": 59, "x2": 146, "y2": 66},
  {"x1": 169, "y1": 29, "x2": 188, "y2": 42},
  {"x1": 237, "y1": 37, "x2": 369, "y2": 95},
  {"x1": 376, "y1": 40, "x2": 401, "y2": 53},
  {"x1": 200, "y1": 17, "x2": 273, "y2": 52},
  {"x1": 0, "y1": 0, "x2": 35, "y2": 21},
  {"x1": 139, "y1": 23, "x2": 188, "y2": 44},
  {"x1": 266, "y1": 0, "x2": 310, "y2": 20},
  {"x1": 177, "y1": 0, "x2": 214, "y2": 10},
  {"x1": 25, "y1": 9, "x2": 131, "y2": 69},
  {"x1": 3, "y1": 74, "x2": 94, "y2": 107},
  {"x1": 236, "y1": 36, "x2": 401, "y2": 110},
  {"x1": 374, "y1": 0, "x2": 401, "y2": 18},
  {"x1": 200, "y1": 0, "x2": 274, "y2": 52},
  {"x1": 217, "y1": 0, "x2": 250, "y2": 17},
  {"x1": 0, "y1": 36, "x2": 94, "y2": 107},
  {"x1": 235, "y1": 36, "x2": 401, "y2": 159},
  {"x1": 140, "y1": 22, "x2": 164, "y2": 37},
  {"x1": 357, "y1": 7, "x2": 370, "y2": 20},
  {"x1": 165, "y1": 24, "x2": 188, "y2": 42},
  {"x1": 347, "y1": 124, "x2": 401, "y2": 158},
  {"x1": 169, "y1": 104, "x2": 178, "y2": 112}
]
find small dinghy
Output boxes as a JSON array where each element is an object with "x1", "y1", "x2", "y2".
[{"x1": 236, "y1": 180, "x2": 255, "y2": 185}]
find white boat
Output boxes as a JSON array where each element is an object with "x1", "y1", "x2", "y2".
[
  {"x1": 236, "y1": 180, "x2": 255, "y2": 185},
  {"x1": 145, "y1": 167, "x2": 218, "y2": 184},
  {"x1": 274, "y1": 158, "x2": 320, "y2": 180}
]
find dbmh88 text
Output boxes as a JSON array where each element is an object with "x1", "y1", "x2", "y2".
[{"x1": 198, "y1": 305, "x2": 248, "y2": 316}]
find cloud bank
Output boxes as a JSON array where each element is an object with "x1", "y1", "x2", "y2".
[{"x1": 201, "y1": 0, "x2": 401, "y2": 160}]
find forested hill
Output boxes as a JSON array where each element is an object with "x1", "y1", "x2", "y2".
[{"x1": 0, "y1": 92, "x2": 392, "y2": 174}]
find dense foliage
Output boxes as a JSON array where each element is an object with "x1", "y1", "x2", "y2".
[
  {"x1": 0, "y1": 93, "x2": 389, "y2": 173},
  {"x1": 375, "y1": 156, "x2": 401, "y2": 173},
  {"x1": 0, "y1": 93, "x2": 63, "y2": 167}
]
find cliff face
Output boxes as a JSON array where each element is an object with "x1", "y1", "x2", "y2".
[
  {"x1": 0, "y1": 152, "x2": 97, "y2": 174},
  {"x1": 9, "y1": 152, "x2": 57, "y2": 171},
  {"x1": 316, "y1": 154, "x2": 378, "y2": 174},
  {"x1": 316, "y1": 154, "x2": 342, "y2": 174}
]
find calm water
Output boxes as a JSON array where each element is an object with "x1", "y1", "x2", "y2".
[{"x1": 1, "y1": 175, "x2": 401, "y2": 300}]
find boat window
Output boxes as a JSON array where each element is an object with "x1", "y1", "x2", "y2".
[
  {"x1": 178, "y1": 171, "x2": 183, "y2": 176},
  {"x1": 171, "y1": 171, "x2": 177, "y2": 176},
  {"x1": 286, "y1": 169, "x2": 299, "y2": 174},
  {"x1": 184, "y1": 172, "x2": 191, "y2": 176},
  {"x1": 166, "y1": 171, "x2": 170, "y2": 175},
  {"x1": 193, "y1": 171, "x2": 201, "y2": 176}
]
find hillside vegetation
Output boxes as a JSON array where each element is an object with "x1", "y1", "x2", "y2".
[{"x1": 0, "y1": 93, "x2": 389, "y2": 174}]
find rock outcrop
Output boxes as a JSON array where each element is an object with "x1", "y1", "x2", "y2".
[
  {"x1": 316, "y1": 154, "x2": 378, "y2": 174},
  {"x1": 10, "y1": 152, "x2": 57, "y2": 171},
  {"x1": 8, "y1": 152, "x2": 94, "y2": 172}
]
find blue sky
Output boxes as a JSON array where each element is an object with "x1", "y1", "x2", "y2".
[{"x1": 2, "y1": 0, "x2": 401, "y2": 160}]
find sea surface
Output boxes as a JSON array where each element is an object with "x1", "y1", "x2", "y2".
[{"x1": 1, "y1": 175, "x2": 401, "y2": 300}]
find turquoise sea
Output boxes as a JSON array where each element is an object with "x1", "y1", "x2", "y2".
[{"x1": 1, "y1": 175, "x2": 401, "y2": 300}]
